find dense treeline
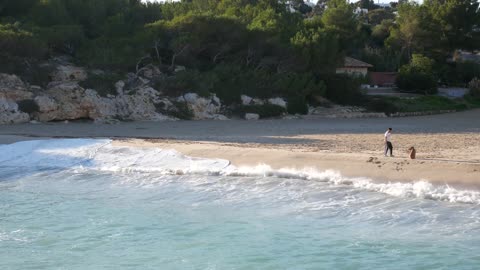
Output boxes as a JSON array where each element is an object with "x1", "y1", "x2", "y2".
[{"x1": 0, "y1": 0, "x2": 479, "y2": 111}]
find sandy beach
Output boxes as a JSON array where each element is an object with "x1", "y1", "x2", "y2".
[{"x1": 1, "y1": 109, "x2": 479, "y2": 188}]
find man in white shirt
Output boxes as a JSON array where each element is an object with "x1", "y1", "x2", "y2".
[{"x1": 384, "y1": 128, "x2": 393, "y2": 157}]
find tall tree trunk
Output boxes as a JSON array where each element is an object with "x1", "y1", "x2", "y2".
[{"x1": 154, "y1": 40, "x2": 162, "y2": 65}]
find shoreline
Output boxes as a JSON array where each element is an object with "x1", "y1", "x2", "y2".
[
  {"x1": 0, "y1": 110, "x2": 479, "y2": 188},
  {"x1": 1, "y1": 134, "x2": 479, "y2": 189},
  {"x1": 113, "y1": 139, "x2": 480, "y2": 189}
]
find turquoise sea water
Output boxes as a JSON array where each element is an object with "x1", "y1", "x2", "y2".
[{"x1": 1, "y1": 140, "x2": 479, "y2": 269}]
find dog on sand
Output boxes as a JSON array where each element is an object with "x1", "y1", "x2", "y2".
[{"x1": 408, "y1": 147, "x2": 416, "y2": 159}]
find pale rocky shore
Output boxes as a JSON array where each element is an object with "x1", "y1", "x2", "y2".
[
  {"x1": 0, "y1": 62, "x2": 226, "y2": 124},
  {"x1": 1, "y1": 109, "x2": 479, "y2": 188}
]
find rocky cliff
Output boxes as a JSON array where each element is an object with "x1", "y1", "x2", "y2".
[
  {"x1": 0, "y1": 61, "x2": 231, "y2": 124},
  {"x1": 0, "y1": 59, "x2": 382, "y2": 124}
]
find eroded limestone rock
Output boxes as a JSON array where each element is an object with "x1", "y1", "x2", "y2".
[
  {"x1": 177, "y1": 93, "x2": 228, "y2": 120},
  {"x1": 0, "y1": 97, "x2": 30, "y2": 124}
]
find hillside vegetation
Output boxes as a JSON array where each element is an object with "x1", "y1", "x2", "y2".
[{"x1": 1, "y1": 0, "x2": 479, "y2": 113}]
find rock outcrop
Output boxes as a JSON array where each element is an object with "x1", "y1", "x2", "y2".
[
  {"x1": 240, "y1": 95, "x2": 265, "y2": 106},
  {"x1": 177, "y1": 93, "x2": 228, "y2": 120},
  {"x1": 115, "y1": 92, "x2": 172, "y2": 121},
  {"x1": 32, "y1": 95, "x2": 59, "y2": 121},
  {"x1": 0, "y1": 73, "x2": 33, "y2": 124},
  {"x1": 37, "y1": 82, "x2": 102, "y2": 121},
  {"x1": 0, "y1": 97, "x2": 30, "y2": 124},
  {"x1": 245, "y1": 113, "x2": 260, "y2": 120},
  {"x1": 115, "y1": 80, "x2": 125, "y2": 96},
  {"x1": 241, "y1": 95, "x2": 253, "y2": 105},
  {"x1": 33, "y1": 81, "x2": 174, "y2": 122},
  {"x1": 0, "y1": 74, "x2": 33, "y2": 101},
  {"x1": 174, "y1": 65, "x2": 186, "y2": 73},
  {"x1": 136, "y1": 64, "x2": 162, "y2": 79},
  {"x1": 50, "y1": 65, "x2": 88, "y2": 82},
  {"x1": 267, "y1": 97, "x2": 287, "y2": 109}
]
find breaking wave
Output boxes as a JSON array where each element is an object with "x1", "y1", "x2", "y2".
[{"x1": 0, "y1": 139, "x2": 478, "y2": 204}]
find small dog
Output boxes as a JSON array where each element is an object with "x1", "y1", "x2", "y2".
[{"x1": 408, "y1": 147, "x2": 416, "y2": 159}]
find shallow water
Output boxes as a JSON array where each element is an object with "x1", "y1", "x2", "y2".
[{"x1": 1, "y1": 139, "x2": 480, "y2": 269}]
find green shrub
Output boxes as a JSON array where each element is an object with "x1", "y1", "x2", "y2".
[
  {"x1": 323, "y1": 74, "x2": 364, "y2": 105},
  {"x1": 272, "y1": 72, "x2": 325, "y2": 114},
  {"x1": 454, "y1": 103, "x2": 468, "y2": 111},
  {"x1": 197, "y1": 65, "x2": 326, "y2": 107},
  {"x1": 23, "y1": 64, "x2": 54, "y2": 87},
  {"x1": 287, "y1": 96, "x2": 308, "y2": 115},
  {"x1": 77, "y1": 37, "x2": 145, "y2": 70},
  {"x1": 153, "y1": 76, "x2": 183, "y2": 98},
  {"x1": 441, "y1": 62, "x2": 480, "y2": 86},
  {"x1": 408, "y1": 96, "x2": 458, "y2": 111},
  {"x1": 79, "y1": 73, "x2": 123, "y2": 97},
  {"x1": 36, "y1": 24, "x2": 85, "y2": 55},
  {"x1": 366, "y1": 98, "x2": 398, "y2": 115},
  {"x1": 468, "y1": 77, "x2": 480, "y2": 98},
  {"x1": 154, "y1": 100, "x2": 194, "y2": 120},
  {"x1": 17, "y1": 99, "x2": 39, "y2": 113},
  {"x1": 233, "y1": 104, "x2": 286, "y2": 118},
  {"x1": 0, "y1": 55, "x2": 53, "y2": 87},
  {"x1": 154, "y1": 65, "x2": 326, "y2": 109},
  {"x1": 464, "y1": 95, "x2": 480, "y2": 108},
  {"x1": 396, "y1": 69, "x2": 438, "y2": 94},
  {"x1": 0, "y1": 24, "x2": 47, "y2": 58},
  {"x1": 209, "y1": 65, "x2": 275, "y2": 105},
  {"x1": 370, "y1": 96, "x2": 460, "y2": 113},
  {"x1": 273, "y1": 72, "x2": 326, "y2": 98},
  {"x1": 456, "y1": 62, "x2": 480, "y2": 84},
  {"x1": 396, "y1": 54, "x2": 438, "y2": 94},
  {"x1": 155, "y1": 70, "x2": 214, "y2": 98},
  {"x1": 170, "y1": 101, "x2": 194, "y2": 120}
]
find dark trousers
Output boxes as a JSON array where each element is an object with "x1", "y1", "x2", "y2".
[{"x1": 385, "y1": 141, "x2": 393, "y2": 156}]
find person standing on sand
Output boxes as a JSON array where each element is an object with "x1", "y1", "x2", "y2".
[{"x1": 384, "y1": 128, "x2": 393, "y2": 157}]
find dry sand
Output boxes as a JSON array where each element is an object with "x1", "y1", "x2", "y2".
[{"x1": 1, "y1": 109, "x2": 479, "y2": 188}]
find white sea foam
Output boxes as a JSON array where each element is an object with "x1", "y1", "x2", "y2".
[
  {"x1": 0, "y1": 230, "x2": 30, "y2": 243},
  {"x1": 0, "y1": 139, "x2": 479, "y2": 204}
]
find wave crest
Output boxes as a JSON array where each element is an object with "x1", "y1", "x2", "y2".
[{"x1": 1, "y1": 139, "x2": 479, "y2": 204}]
